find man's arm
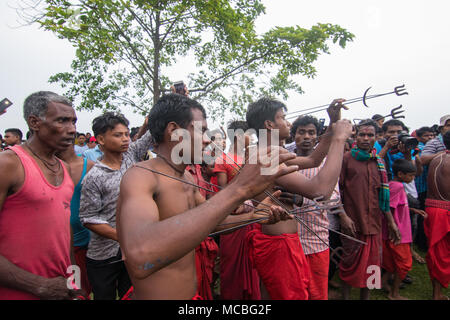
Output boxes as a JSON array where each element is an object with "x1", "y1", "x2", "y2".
[
  {"x1": 79, "y1": 171, "x2": 117, "y2": 241},
  {"x1": 276, "y1": 120, "x2": 352, "y2": 200},
  {"x1": 117, "y1": 147, "x2": 298, "y2": 280},
  {"x1": 0, "y1": 153, "x2": 81, "y2": 299},
  {"x1": 286, "y1": 99, "x2": 347, "y2": 170}
]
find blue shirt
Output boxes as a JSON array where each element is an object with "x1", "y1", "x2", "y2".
[
  {"x1": 82, "y1": 145, "x2": 103, "y2": 162},
  {"x1": 414, "y1": 142, "x2": 428, "y2": 194},
  {"x1": 374, "y1": 141, "x2": 416, "y2": 180},
  {"x1": 70, "y1": 157, "x2": 91, "y2": 247}
]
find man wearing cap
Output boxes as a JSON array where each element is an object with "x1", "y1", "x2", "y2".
[
  {"x1": 82, "y1": 137, "x2": 103, "y2": 162},
  {"x1": 420, "y1": 115, "x2": 450, "y2": 166}
]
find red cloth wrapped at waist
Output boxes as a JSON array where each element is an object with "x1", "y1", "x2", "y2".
[
  {"x1": 247, "y1": 227, "x2": 309, "y2": 300},
  {"x1": 425, "y1": 198, "x2": 450, "y2": 210}
]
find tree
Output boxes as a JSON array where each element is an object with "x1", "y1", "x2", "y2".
[{"x1": 19, "y1": 0, "x2": 354, "y2": 120}]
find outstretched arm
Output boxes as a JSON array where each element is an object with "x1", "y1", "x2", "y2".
[{"x1": 117, "y1": 147, "x2": 298, "y2": 280}]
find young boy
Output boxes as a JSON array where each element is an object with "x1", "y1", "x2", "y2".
[{"x1": 381, "y1": 159, "x2": 427, "y2": 300}]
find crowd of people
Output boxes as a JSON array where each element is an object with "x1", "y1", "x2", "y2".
[{"x1": 0, "y1": 89, "x2": 448, "y2": 300}]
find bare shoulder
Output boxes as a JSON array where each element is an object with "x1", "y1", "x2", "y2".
[
  {"x1": 121, "y1": 159, "x2": 159, "y2": 191},
  {"x1": 0, "y1": 150, "x2": 22, "y2": 177}
]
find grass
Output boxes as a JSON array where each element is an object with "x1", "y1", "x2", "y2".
[{"x1": 329, "y1": 244, "x2": 449, "y2": 300}]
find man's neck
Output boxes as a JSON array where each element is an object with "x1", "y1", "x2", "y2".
[
  {"x1": 154, "y1": 144, "x2": 187, "y2": 175},
  {"x1": 296, "y1": 147, "x2": 313, "y2": 157},
  {"x1": 101, "y1": 149, "x2": 123, "y2": 168},
  {"x1": 25, "y1": 136, "x2": 56, "y2": 160}
]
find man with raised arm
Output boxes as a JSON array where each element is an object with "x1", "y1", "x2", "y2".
[
  {"x1": 116, "y1": 94, "x2": 296, "y2": 300},
  {"x1": 245, "y1": 97, "x2": 352, "y2": 300}
]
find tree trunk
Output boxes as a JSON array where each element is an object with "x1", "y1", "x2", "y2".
[{"x1": 153, "y1": 8, "x2": 161, "y2": 105}]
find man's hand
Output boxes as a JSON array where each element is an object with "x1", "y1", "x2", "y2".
[
  {"x1": 252, "y1": 190, "x2": 292, "y2": 224},
  {"x1": 385, "y1": 135, "x2": 399, "y2": 150},
  {"x1": 234, "y1": 200, "x2": 254, "y2": 214},
  {"x1": 327, "y1": 99, "x2": 349, "y2": 124},
  {"x1": 410, "y1": 208, "x2": 428, "y2": 219},
  {"x1": 387, "y1": 220, "x2": 401, "y2": 245},
  {"x1": 232, "y1": 146, "x2": 298, "y2": 199},
  {"x1": 35, "y1": 276, "x2": 85, "y2": 300},
  {"x1": 339, "y1": 212, "x2": 356, "y2": 237},
  {"x1": 331, "y1": 119, "x2": 353, "y2": 141},
  {"x1": 273, "y1": 186, "x2": 304, "y2": 207}
]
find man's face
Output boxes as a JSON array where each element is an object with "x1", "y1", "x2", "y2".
[
  {"x1": 272, "y1": 109, "x2": 291, "y2": 141},
  {"x1": 418, "y1": 131, "x2": 434, "y2": 144},
  {"x1": 78, "y1": 135, "x2": 86, "y2": 145},
  {"x1": 98, "y1": 123, "x2": 130, "y2": 153},
  {"x1": 87, "y1": 140, "x2": 96, "y2": 149},
  {"x1": 4, "y1": 132, "x2": 20, "y2": 146},
  {"x1": 187, "y1": 108, "x2": 210, "y2": 163},
  {"x1": 356, "y1": 126, "x2": 376, "y2": 151},
  {"x1": 384, "y1": 125, "x2": 403, "y2": 140},
  {"x1": 33, "y1": 102, "x2": 77, "y2": 152},
  {"x1": 441, "y1": 119, "x2": 450, "y2": 135},
  {"x1": 294, "y1": 123, "x2": 317, "y2": 153}
]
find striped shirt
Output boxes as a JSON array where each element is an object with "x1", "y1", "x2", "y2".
[
  {"x1": 296, "y1": 160, "x2": 341, "y2": 255},
  {"x1": 422, "y1": 135, "x2": 446, "y2": 155}
]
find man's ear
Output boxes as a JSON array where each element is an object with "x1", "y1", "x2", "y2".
[
  {"x1": 264, "y1": 120, "x2": 274, "y2": 130},
  {"x1": 27, "y1": 115, "x2": 42, "y2": 133},
  {"x1": 166, "y1": 121, "x2": 182, "y2": 142},
  {"x1": 96, "y1": 134, "x2": 105, "y2": 146}
]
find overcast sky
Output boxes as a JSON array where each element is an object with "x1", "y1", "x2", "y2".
[{"x1": 1, "y1": 0, "x2": 449, "y2": 135}]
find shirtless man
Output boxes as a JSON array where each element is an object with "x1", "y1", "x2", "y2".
[
  {"x1": 116, "y1": 94, "x2": 296, "y2": 299},
  {"x1": 424, "y1": 130, "x2": 450, "y2": 300},
  {"x1": 245, "y1": 97, "x2": 352, "y2": 299}
]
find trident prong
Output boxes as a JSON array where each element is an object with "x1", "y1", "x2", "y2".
[
  {"x1": 394, "y1": 84, "x2": 408, "y2": 96},
  {"x1": 391, "y1": 104, "x2": 405, "y2": 119}
]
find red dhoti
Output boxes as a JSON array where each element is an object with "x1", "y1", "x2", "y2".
[
  {"x1": 306, "y1": 249, "x2": 329, "y2": 300},
  {"x1": 247, "y1": 227, "x2": 310, "y2": 300},
  {"x1": 424, "y1": 199, "x2": 450, "y2": 288},
  {"x1": 339, "y1": 233, "x2": 382, "y2": 288},
  {"x1": 220, "y1": 225, "x2": 261, "y2": 300},
  {"x1": 382, "y1": 241, "x2": 412, "y2": 280},
  {"x1": 195, "y1": 237, "x2": 219, "y2": 300}
]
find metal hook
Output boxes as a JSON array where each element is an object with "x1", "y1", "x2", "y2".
[{"x1": 394, "y1": 84, "x2": 408, "y2": 96}]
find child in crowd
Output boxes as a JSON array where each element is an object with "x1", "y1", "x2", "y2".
[{"x1": 381, "y1": 159, "x2": 427, "y2": 300}]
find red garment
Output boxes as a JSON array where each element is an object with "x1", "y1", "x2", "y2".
[
  {"x1": 73, "y1": 246, "x2": 92, "y2": 296},
  {"x1": 213, "y1": 152, "x2": 242, "y2": 183},
  {"x1": 424, "y1": 199, "x2": 450, "y2": 288},
  {"x1": 195, "y1": 237, "x2": 219, "y2": 300},
  {"x1": 121, "y1": 286, "x2": 134, "y2": 300},
  {"x1": 382, "y1": 241, "x2": 412, "y2": 280},
  {"x1": 0, "y1": 145, "x2": 74, "y2": 300},
  {"x1": 191, "y1": 293, "x2": 203, "y2": 300},
  {"x1": 247, "y1": 227, "x2": 310, "y2": 300},
  {"x1": 339, "y1": 234, "x2": 382, "y2": 288},
  {"x1": 220, "y1": 225, "x2": 261, "y2": 300},
  {"x1": 306, "y1": 249, "x2": 329, "y2": 300},
  {"x1": 186, "y1": 164, "x2": 211, "y2": 198}
]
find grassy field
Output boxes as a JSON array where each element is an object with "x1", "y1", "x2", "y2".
[{"x1": 328, "y1": 244, "x2": 449, "y2": 300}]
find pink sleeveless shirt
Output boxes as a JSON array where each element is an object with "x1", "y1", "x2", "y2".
[{"x1": 0, "y1": 145, "x2": 74, "y2": 299}]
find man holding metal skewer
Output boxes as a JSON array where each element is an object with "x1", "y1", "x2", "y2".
[
  {"x1": 245, "y1": 97, "x2": 352, "y2": 300},
  {"x1": 116, "y1": 94, "x2": 296, "y2": 300}
]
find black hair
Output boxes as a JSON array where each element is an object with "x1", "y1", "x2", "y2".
[
  {"x1": 246, "y1": 97, "x2": 287, "y2": 133},
  {"x1": 148, "y1": 94, "x2": 206, "y2": 144},
  {"x1": 92, "y1": 112, "x2": 130, "y2": 137},
  {"x1": 290, "y1": 115, "x2": 320, "y2": 139},
  {"x1": 416, "y1": 126, "x2": 433, "y2": 138},
  {"x1": 392, "y1": 159, "x2": 416, "y2": 176},
  {"x1": 227, "y1": 119, "x2": 249, "y2": 132},
  {"x1": 356, "y1": 119, "x2": 378, "y2": 133},
  {"x1": 77, "y1": 132, "x2": 86, "y2": 138},
  {"x1": 382, "y1": 119, "x2": 407, "y2": 133},
  {"x1": 130, "y1": 127, "x2": 140, "y2": 139},
  {"x1": 443, "y1": 131, "x2": 450, "y2": 150},
  {"x1": 372, "y1": 114, "x2": 383, "y2": 121},
  {"x1": 5, "y1": 128, "x2": 23, "y2": 140}
]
